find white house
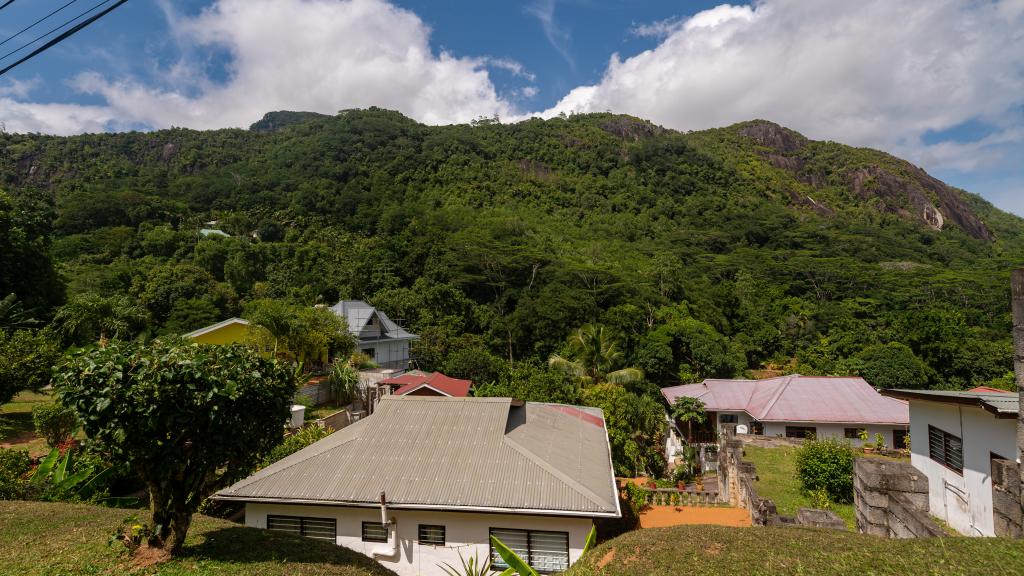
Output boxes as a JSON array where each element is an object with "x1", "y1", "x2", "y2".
[
  {"x1": 881, "y1": 388, "x2": 1020, "y2": 537},
  {"x1": 330, "y1": 300, "x2": 418, "y2": 370},
  {"x1": 214, "y1": 396, "x2": 620, "y2": 576},
  {"x1": 662, "y1": 375, "x2": 909, "y2": 446}
]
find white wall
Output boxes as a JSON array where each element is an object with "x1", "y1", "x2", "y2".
[
  {"x1": 908, "y1": 400, "x2": 1018, "y2": 537},
  {"x1": 357, "y1": 340, "x2": 410, "y2": 368},
  {"x1": 245, "y1": 503, "x2": 594, "y2": 576},
  {"x1": 759, "y1": 422, "x2": 905, "y2": 447}
]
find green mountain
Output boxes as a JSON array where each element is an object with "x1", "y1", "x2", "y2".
[{"x1": 1, "y1": 108, "x2": 1020, "y2": 391}]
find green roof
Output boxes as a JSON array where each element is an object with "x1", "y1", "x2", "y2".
[{"x1": 881, "y1": 389, "x2": 1019, "y2": 419}]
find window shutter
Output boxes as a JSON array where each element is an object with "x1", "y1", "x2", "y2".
[{"x1": 529, "y1": 531, "x2": 569, "y2": 572}]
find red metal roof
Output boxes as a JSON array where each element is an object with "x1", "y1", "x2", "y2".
[
  {"x1": 383, "y1": 371, "x2": 473, "y2": 397},
  {"x1": 662, "y1": 375, "x2": 908, "y2": 425},
  {"x1": 968, "y1": 386, "x2": 1010, "y2": 393}
]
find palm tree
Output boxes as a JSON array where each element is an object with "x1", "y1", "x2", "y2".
[
  {"x1": 52, "y1": 293, "x2": 149, "y2": 346},
  {"x1": 548, "y1": 323, "x2": 643, "y2": 387},
  {"x1": 671, "y1": 396, "x2": 707, "y2": 443},
  {"x1": 0, "y1": 293, "x2": 39, "y2": 332}
]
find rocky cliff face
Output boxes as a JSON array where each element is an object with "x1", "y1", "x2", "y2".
[{"x1": 735, "y1": 120, "x2": 992, "y2": 241}]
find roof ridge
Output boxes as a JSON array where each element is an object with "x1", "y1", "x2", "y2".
[
  {"x1": 502, "y1": 435, "x2": 615, "y2": 512},
  {"x1": 753, "y1": 374, "x2": 795, "y2": 420}
]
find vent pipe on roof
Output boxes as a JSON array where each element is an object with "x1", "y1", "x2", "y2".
[{"x1": 372, "y1": 490, "x2": 398, "y2": 559}]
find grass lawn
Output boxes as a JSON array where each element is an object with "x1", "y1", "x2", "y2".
[
  {"x1": 0, "y1": 500, "x2": 396, "y2": 576},
  {"x1": 567, "y1": 524, "x2": 1024, "y2": 576},
  {"x1": 743, "y1": 444, "x2": 856, "y2": 528},
  {"x1": 0, "y1": 390, "x2": 55, "y2": 457}
]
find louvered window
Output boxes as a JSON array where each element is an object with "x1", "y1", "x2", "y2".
[
  {"x1": 362, "y1": 521, "x2": 389, "y2": 542},
  {"x1": 489, "y1": 528, "x2": 569, "y2": 573},
  {"x1": 928, "y1": 425, "x2": 963, "y2": 474},
  {"x1": 418, "y1": 524, "x2": 445, "y2": 546},
  {"x1": 267, "y1": 515, "x2": 336, "y2": 542}
]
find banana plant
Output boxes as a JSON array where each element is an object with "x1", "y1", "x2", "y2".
[
  {"x1": 582, "y1": 525, "x2": 597, "y2": 555},
  {"x1": 438, "y1": 550, "x2": 492, "y2": 576},
  {"x1": 30, "y1": 447, "x2": 113, "y2": 500}
]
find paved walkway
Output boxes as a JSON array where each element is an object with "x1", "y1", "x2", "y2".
[{"x1": 638, "y1": 505, "x2": 752, "y2": 528}]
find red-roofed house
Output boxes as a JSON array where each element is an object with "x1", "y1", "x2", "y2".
[
  {"x1": 378, "y1": 371, "x2": 473, "y2": 398},
  {"x1": 662, "y1": 375, "x2": 909, "y2": 447}
]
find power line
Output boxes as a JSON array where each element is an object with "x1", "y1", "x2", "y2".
[
  {"x1": 0, "y1": 0, "x2": 111, "y2": 62},
  {"x1": 0, "y1": 0, "x2": 128, "y2": 76},
  {"x1": 0, "y1": 1, "x2": 17, "y2": 13},
  {"x1": 0, "y1": 0, "x2": 81, "y2": 49}
]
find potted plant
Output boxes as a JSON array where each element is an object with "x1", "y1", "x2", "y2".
[{"x1": 858, "y1": 429, "x2": 873, "y2": 453}]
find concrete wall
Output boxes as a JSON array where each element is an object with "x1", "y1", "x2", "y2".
[
  {"x1": 761, "y1": 422, "x2": 905, "y2": 448},
  {"x1": 991, "y1": 458, "x2": 1023, "y2": 537},
  {"x1": 908, "y1": 400, "x2": 1018, "y2": 537},
  {"x1": 853, "y1": 458, "x2": 944, "y2": 538},
  {"x1": 245, "y1": 503, "x2": 593, "y2": 576}
]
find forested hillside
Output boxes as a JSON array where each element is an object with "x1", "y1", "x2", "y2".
[{"x1": 2, "y1": 108, "x2": 1021, "y2": 396}]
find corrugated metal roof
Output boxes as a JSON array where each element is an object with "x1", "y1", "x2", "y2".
[
  {"x1": 215, "y1": 396, "x2": 620, "y2": 517},
  {"x1": 384, "y1": 372, "x2": 473, "y2": 397},
  {"x1": 329, "y1": 300, "x2": 418, "y2": 340},
  {"x1": 662, "y1": 375, "x2": 908, "y2": 425},
  {"x1": 882, "y1": 389, "x2": 1019, "y2": 418}
]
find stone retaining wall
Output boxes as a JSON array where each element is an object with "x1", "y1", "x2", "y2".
[
  {"x1": 718, "y1": 427, "x2": 845, "y2": 530},
  {"x1": 992, "y1": 458, "x2": 1023, "y2": 537},
  {"x1": 853, "y1": 458, "x2": 944, "y2": 538}
]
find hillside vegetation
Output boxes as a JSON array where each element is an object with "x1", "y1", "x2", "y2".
[
  {"x1": 0, "y1": 500, "x2": 395, "y2": 576},
  {"x1": 566, "y1": 524, "x2": 1024, "y2": 576},
  {"x1": 2, "y1": 109, "x2": 1022, "y2": 391}
]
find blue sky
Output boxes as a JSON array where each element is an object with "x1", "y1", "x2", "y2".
[{"x1": 0, "y1": 0, "x2": 1021, "y2": 216}]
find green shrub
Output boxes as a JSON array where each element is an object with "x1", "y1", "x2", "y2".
[
  {"x1": 0, "y1": 448, "x2": 31, "y2": 499},
  {"x1": 795, "y1": 438, "x2": 855, "y2": 503},
  {"x1": 262, "y1": 425, "x2": 333, "y2": 468},
  {"x1": 32, "y1": 403, "x2": 78, "y2": 448}
]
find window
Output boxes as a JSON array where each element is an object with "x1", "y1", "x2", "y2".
[
  {"x1": 267, "y1": 515, "x2": 336, "y2": 542},
  {"x1": 489, "y1": 529, "x2": 569, "y2": 574},
  {"x1": 928, "y1": 425, "x2": 962, "y2": 473},
  {"x1": 362, "y1": 521, "x2": 389, "y2": 543},
  {"x1": 719, "y1": 414, "x2": 738, "y2": 424},
  {"x1": 893, "y1": 429, "x2": 909, "y2": 450},
  {"x1": 749, "y1": 421, "x2": 764, "y2": 435},
  {"x1": 785, "y1": 426, "x2": 816, "y2": 439},
  {"x1": 418, "y1": 524, "x2": 445, "y2": 546},
  {"x1": 363, "y1": 347, "x2": 376, "y2": 359},
  {"x1": 844, "y1": 428, "x2": 865, "y2": 440}
]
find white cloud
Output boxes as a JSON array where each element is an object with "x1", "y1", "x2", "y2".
[
  {"x1": 0, "y1": 98, "x2": 116, "y2": 135},
  {"x1": 1, "y1": 0, "x2": 516, "y2": 132},
  {"x1": 525, "y1": 0, "x2": 573, "y2": 67},
  {"x1": 540, "y1": 0, "x2": 1024, "y2": 174},
  {"x1": 629, "y1": 17, "x2": 684, "y2": 39}
]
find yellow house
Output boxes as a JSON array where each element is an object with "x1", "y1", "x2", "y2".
[{"x1": 184, "y1": 317, "x2": 253, "y2": 345}]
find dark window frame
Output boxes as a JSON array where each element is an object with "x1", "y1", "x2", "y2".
[
  {"x1": 844, "y1": 427, "x2": 866, "y2": 440},
  {"x1": 266, "y1": 514, "x2": 336, "y2": 542},
  {"x1": 418, "y1": 524, "x2": 446, "y2": 546},
  {"x1": 489, "y1": 528, "x2": 569, "y2": 574},
  {"x1": 893, "y1": 429, "x2": 909, "y2": 449},
  {"x1": 785, "y1": 426, "x2": 817, "y2": 439},
  {"x1": 928, "y1": 425, "x2": 963, "y2": 474},
  {"x1": 361, "y1": 521, "x2": 389, "y2": 543},
  {"x1": 718, "y1": 414, "x2": 738, "y2": 424}
]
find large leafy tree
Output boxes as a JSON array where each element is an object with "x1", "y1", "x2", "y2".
[
  {"x1": 670, "y1": 396, "x2": 708, "y2": 442},
  {"x1": 51, "y1": 292, "x2": 150, "y2": 346},
  {"x1": 0, "y1": 328, "x2": 61, "y2": 404},
  {"x1": 854, "y1": 342, "x2": 929, "y2": 390},
  {"x1": 549, "y1": 324, "x2": 643, "y2": 387},
  {"x1": 581, "y1": 383, "x2": 665, "y2": 476},
  {"x1": 54, "y1": 341, "x2": 294, "y2": 555},
  {"x1": 0, "y1": 190, "x2": 64, "y2": 314},
  {"x1": 244, "y1": 299, "x2": 354, "y2": 364}
]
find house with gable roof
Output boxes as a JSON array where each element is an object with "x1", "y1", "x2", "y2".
[
  {"x1": 662, "y1": 375, "x2": 909, "y2": 446},
  {"x1": 214, "y1": 396, "x2": 620, "y2": 576},
  {"x1": 329, "y1": 300, "x2": 418, "y2": 371}
]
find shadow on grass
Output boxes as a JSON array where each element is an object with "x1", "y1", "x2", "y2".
[
  {"x1": 183, "y1": 526, "x2": 394, "y2": 574},
  {"x1": 0, "y1": 412, "x2": 34, "y2": 442}
]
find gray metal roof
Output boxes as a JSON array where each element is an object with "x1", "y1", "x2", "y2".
[
  {"x1": 328, "y1": 300, "x2": 418, "y2": 341},
  {"x1": 882, "y1": 389, "x2": 1020, "y2": 419},
  {"x1": 215, "y1": 396, "x2": 620, "y2": 517}
]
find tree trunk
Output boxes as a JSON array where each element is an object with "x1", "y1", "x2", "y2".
[
  {"x1": 1010, "y1": 269, "x2": 1024, "y2": 525},
  {"x1": 147, "y1": 480, "x2": 194, "y2": 555}
]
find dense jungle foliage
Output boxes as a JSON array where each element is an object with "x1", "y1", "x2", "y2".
[{"x1": 1, "y1": 109, "x2": 1022, "y2": 471}]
